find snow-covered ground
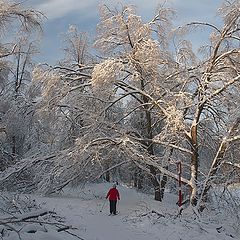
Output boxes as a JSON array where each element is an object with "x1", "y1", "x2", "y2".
[{"x1": 2, "y1": 183, "x2": 240, "y2": 240}]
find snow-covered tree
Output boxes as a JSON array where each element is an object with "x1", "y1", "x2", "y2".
[
  {"x1": 89, "y1": 1, "x2": 240, "y2": 208},
  {"x1": 0, "y1": 1, "x2": 239, "y2": 215},
  {"x1": 0, "y1": 0, "x2": 43, "y2": 167}
]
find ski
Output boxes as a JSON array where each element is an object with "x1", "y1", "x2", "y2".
[{"x1": 108, "y1": 211, "x2": 119, "y2": 216}]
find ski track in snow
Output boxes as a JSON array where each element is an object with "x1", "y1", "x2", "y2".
[
  {"x1": 38, "y1": 186, "x2": 153, "y2": 240},
  {"x1": 34, "y1": 184, "x2": 239, "y2": 240}
]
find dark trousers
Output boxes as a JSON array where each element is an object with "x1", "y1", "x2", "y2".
[{"x1": 109, "y1": 200, "x2": 117, "y2": 214}]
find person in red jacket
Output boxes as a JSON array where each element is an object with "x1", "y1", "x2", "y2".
[{"x1": 106, "y1": 183, "x2": 120, "y2": 215}]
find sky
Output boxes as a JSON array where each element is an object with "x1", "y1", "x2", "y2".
[{"x1": 23, "y1": 0, "x2": 223, "y2": 64}]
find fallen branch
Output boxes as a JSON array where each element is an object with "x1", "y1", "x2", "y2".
[{"x1": 20, "y1": 210, "x2": 56, "y2": 221}]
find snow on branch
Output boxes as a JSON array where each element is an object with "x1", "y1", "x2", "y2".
[
  {"x1": 0, "y1": 44, "x2": 17, "y2": 58},
  {"x1": 202, "y1": 75, "x2": 240, "y2": 105},
  {"x1": 0, "y1": 1, "x2": 44, "y2": 41},
  {"x1": 222, "y1": 161, "x2": 240, "y2": 169},
  {"x1": 198, "y1": 117, "x2": 240, "y2": 208},
  {"x1": 0, "y1": 200, "x2": 81, "y2": 239},
  {"x1": 120, "y1": 140, "x2": 191, "y2": 186}
]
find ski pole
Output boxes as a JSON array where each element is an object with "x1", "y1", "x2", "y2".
[{"x1": 100, "y1": 198, "x2": 107, "y2": 212}]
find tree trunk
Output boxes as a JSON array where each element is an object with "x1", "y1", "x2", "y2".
[
  {"x1": 12, "y1": 136, "x2": 16, "y2": 156},
  {"x1": 133, "y1": 169, "x2": 143, "y2": 189},
  {"x1": 160, "y1": 174, "x2": 168, "y2": 200},
  {"x1": 137, "y1": 169, "x2": 143, "y2": 189},
  {"x1": 150, "y1": 165, "x2": 161, "y2": 201},
  {"x1": 159, "y1": 150, "x2": 172, "y2": 200},
  {"x1": 105, "y1": 171, "x2": 110, "y2": 182},
  {"x1": 145, "y1": 108, "x2": 162, "y2": 201},
  {"x1": 137, "y1": 177, "x2": 143, "y2": 190},
  {"x1": 189, "y1": 123, "x2": 199, "y2": 206},
  {"x1": 141, "y1": 78, "x2": 162, "y2": 201}
]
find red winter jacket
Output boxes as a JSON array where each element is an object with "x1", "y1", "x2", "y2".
[{"x1": 106, "y1": 187, "x2": 120, "y2": 201}]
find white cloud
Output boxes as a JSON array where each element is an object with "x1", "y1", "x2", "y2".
[
  {"x1": 33, "y1": 0, "x2": 222, "y2": 25},
  {"x1": 35, "y1": 0, "x2": 97, "y2": 19},
  {"x1": 34, "y1": 0, "x2": 159, "y2": 20}
]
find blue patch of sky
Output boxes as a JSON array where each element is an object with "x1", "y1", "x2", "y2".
[{"x1": 24, "y1": 0, "x2": 224, "y2": 65}]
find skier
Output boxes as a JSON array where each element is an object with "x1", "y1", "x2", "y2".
[{"x1": 106, "y1": 183, "x2": 120, "y2": 215}]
